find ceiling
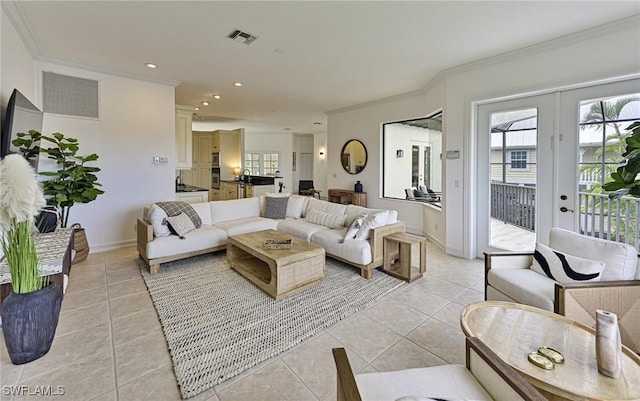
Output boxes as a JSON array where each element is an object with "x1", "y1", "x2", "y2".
[{"x1": 6, "y1": 1, "x2": 640, "y2": 134}]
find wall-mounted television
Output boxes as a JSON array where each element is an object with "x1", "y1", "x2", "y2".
[{"x1": 1, "y1": 89, "x2": 44, "y2": 170}]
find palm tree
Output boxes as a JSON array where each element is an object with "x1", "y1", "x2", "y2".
[{"x1": 580, "y1": 96, "x2": 639, "y2": 186}]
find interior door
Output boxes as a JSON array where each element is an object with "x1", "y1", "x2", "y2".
[{"x1": 476, "y1": 94, "x2": 555, "y2": 256}]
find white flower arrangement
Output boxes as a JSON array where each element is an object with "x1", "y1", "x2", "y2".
[{"x1": 0, "y1": 154, "x2": 46, "y2": 293}]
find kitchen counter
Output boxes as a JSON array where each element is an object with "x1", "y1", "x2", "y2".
[{"x1": 176, "y1": 184, "x2": 209, "y2": 193}]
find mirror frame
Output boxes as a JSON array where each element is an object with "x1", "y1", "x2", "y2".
[{"x1": 340, "y1": 139, "x2": 368, "y2": 175}]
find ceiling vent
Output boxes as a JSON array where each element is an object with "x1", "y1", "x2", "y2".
[{"x1": 227, "y1": 29, "x2": 258, "y2": 45}]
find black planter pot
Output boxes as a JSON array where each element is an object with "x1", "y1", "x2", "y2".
[{"x1": 2, "y1": 284, "x2": 62, "y2": 365}]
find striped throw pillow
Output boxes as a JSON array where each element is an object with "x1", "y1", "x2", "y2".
[{"x1": 305, "y1": 209, "x2": 346, "y2": 229}]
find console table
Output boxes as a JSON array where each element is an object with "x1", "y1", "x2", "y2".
[
  {"x1": 460, "y1": 301, "x2": 640, "y2": 401},
  {"x1": 328, "y1": 189, "x2": 366, "y2": 207},
  {"x1": 0, "y1": 228, "x2": 74, "y2": 305}
]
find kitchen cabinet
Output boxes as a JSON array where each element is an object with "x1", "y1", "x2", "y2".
[
  {"x1": 220, "y1": 182, "x2": 238, "y2": 200},
  {"x1": 212, "y1": 133, "x2": 220, "y2": 153},
  {"x1": 210, "y1": 189, "x2": 220, "y2": 201},
  {"x1": 175, "y1": 105, "x2": 195, "y2": 170},
  {"x1": 194, "y1": 132, "x2": 213, "y2": 165},
  {"x1": 176, "y1": 191, "x2": 209, "y2": 204}
]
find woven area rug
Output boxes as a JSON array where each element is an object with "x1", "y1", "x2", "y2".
[{"x1": 141, "y1": 252, "x2": 403, "y2": 399}]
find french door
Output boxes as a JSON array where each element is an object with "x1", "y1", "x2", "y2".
[{"x1": 476, "y1": 78, "x2": 640, "y2": 257}]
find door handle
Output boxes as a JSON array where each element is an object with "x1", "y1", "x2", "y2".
[{"x1": 560, "y1": 206, "x2": 574, "y2": 213}]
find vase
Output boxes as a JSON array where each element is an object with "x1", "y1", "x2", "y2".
[
  {"x1": 596, "y1": 309, "x2": 622, "y2": 379},
  {"x1": 2, "y1": 284, "x2": 62, "y2": 365},
  {"x1": 354, "y1": 181, "x2": 363, "y2": 193}
]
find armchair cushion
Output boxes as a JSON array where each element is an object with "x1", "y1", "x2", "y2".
[
  {"x1": 549, "y1": 228, "x2": 637, "y2": 281},
  {"x1": 530, "y1": 242, "x2": 604, "y2": 284},
  {"x1": 488, "y1": 268, "x2": 555, "y2": 311}
]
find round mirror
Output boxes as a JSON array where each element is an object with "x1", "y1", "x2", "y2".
[{"x1": 340, "y1": 139, "x2": 367, "y2": 174}]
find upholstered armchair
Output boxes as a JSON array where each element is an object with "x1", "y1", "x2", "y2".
[
  {"x1": 485, "y1": 227, "x2": 640, "y2": 353},
  {"x1": 333, "y1": 337, "x2": 545, "y2": 401}
]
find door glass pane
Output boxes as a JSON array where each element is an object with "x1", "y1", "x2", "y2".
[
  {"x1": 489, "y1": 108, "x2": 537, "y2": 251},
  {"x1": 424, "y1": 147, "x2": 431, "y2": 188},
  {"x1": 578, "y1": 94, "x2": 640, "y2": 247}
]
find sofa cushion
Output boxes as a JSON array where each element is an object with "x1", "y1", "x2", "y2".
[
  {"x1": 210, "y1": 197, "x2": 260, "y2": 224},
  {"x1": 191, "y1": 202, "x2": 212, "y2": 226},
  {"x1": 277, "y1": 219, "x2": 330, "y2": 241},
  {"x1": 146, "y1": 226, "x2": 227, "y2": 259},
  {"x1": 305, "y1": 198, "x2": 347, "y2": 217},
  {"x1": 487, "y1": 268, "x2": 555, "y2": 311},
  {"x1": 549, "y1": 227, "x2": 638, "y2": 281},
  {"x1": 355, "y1": 211, "x2": 389, "y2": 240},
  {"x1": 345, "y1": 205, "x2": 398, "y2": 227},
  {"x1": 311, "y1": 229, "x2": 372, "y2": 266},
  {"x1": 531, "y1": 242, "x2": 603, "y2": 284},
  {"x1": 305, "y1": 209, "x2": 346, "y2": 229},
  {"x1": 214, "y1": 216, "x2": 278, "y2": 237},
  {"x1": 355, "y1": 364, "x2": 493, "y2": 401}
]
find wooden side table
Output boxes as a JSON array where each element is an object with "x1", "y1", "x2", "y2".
[{"x1": 382, "y1": 232, "x2": 426, "y2": 282}]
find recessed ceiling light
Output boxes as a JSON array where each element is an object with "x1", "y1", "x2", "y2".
[
  {"x1": 145, "y1": 63, "x2": 158, "y2": 69},
  {"x1": 202, "y1": 101, "x2": 209, "y2": 106},
  {"x1": 233, "y1": 82, "x2": 242, "y2": 87},
  {"x1": 213, "y1": 95, "x2": 221, "y2": 99},
  {"x1": 195, "y1": 107, "x2": 200, "y2": 111},
  {"x1": 313, "y1": 122, "x2": 323, "y2": 125}
]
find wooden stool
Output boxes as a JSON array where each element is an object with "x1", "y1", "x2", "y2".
[{"x1": 382, "y1": 232, "x2": 426, "y2": 282}]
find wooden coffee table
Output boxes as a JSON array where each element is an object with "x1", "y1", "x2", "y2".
[
  {"x1": 460, "y1": 301, "x2": 640, "y2": 401},
  {"x1": 226, "y1": 229, "x2": 325, "y2": 300}
]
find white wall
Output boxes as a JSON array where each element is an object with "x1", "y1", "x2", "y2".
[
  {"x1": 313, "y1": 132, "x2": 327, "y2": 198},
  {"x1": 34, "y1": 62, "x2": 176, "y2": 251},
  {"x1": 292, "y1": 134, "x2": 314, "y2": 192},
  {"x1": 1, "y1": 10, "x2": 35, "y2": 118}
]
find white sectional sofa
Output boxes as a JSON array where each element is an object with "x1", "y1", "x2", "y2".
[{"x1": 137, "y1": 195, "x2": 405, "y2": 278}]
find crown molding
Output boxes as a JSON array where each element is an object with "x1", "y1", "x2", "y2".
[
  {"x1": 2, "y1": 1, "x2": 42, "y2": 57},
  {"x1": 438, "y1": 14, "x2": 640, "y2": 81},
  {"x1": 36, "y1": 56, "x2": 181, "y2": 87},
  {"x1": 326, "y1": 88, "x2": 426, "y2": 115}
]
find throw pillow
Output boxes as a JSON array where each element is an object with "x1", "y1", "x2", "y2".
[
  {"x1": 530, "y1": 242, "x2": 604, "y2": 284},
  {"x1": 264, "y1": 196, "x2": 289, "y2": 219},
  {"x1": 305, "y1": 209, "x2": 346, "y2": 229},
  {"x1": 164, "y1": 212, "x2": 196, "y2": 239},
  {"x1": 286, "y1": 196, "x2": 306, "y2": 219},
  {"x1": 146, "y1": 204, "x2": 171, "y2": 237},
  {"x1": 340, "y1": 214, "x2": 365, "y2": 243},
  {"x1": 354, "y1": 210, "x2": 389, "y2": 240}
]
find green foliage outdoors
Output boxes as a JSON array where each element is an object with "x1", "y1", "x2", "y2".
[
  {"x1": 602, "y1": 122, "x2": 640, "y2": 199},
  {"x1": 12, "y1": 131, "x2": 105, "y2": 228},
  {"x1": 0, "y1": 220, "x2": 46, "y2": 294}
]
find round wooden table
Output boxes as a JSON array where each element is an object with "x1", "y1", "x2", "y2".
[{"x1": 460, "y1": 301, "x2": 640, "y2": 401}]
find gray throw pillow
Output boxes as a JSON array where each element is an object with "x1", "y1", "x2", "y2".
[
  {"x1": 165, "y1": 212, "x2": 196, "y2": 239},
  {"x1": 264, "y1": 196, "x2": 289, "y2": 219}
]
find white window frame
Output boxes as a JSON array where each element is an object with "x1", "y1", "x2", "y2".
[
  {"x1": 508, "y1": 150, "x2": 529, "y2": 171},
  {"x1": 244, "y1": 151, "x2": 280, "y2": 176}
]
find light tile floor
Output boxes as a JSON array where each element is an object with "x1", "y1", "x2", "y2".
[{"x1": 1, "y1": 242, "x2": 485, "y2": 401}]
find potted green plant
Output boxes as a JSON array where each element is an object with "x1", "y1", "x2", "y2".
[
  {"x1": 13, "y1": 131, "x2": 105, "y2": 228},
  {"x1": 0, "y1": 154, "x2": 62, "y2": 364},
  {"x1": 13, "y1": 131, "x2": 104, "y2": 262},
  {"x1": 602, "y1": 122, "x2": 640, "y2": 198}
]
